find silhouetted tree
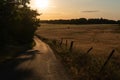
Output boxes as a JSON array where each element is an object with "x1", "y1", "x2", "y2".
[
  {"x1": 78, "y1": 18, "x2": 87, "y2": 24},
  {"x1": 117, "y1": 20, "x2": 120, "y2": 25},
  {"x1": 41, "y1": 18, "x2": 117, "y2": 24},
  {"x1": 0, "y1": 0, "x2": 40, "y2": 46}
]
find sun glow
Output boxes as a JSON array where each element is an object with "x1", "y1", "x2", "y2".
[{"x1": 31, "y1": 0, "x2": 49, "y2": 9}]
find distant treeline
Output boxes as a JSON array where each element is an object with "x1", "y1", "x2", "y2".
[{"x1": 41, "y1": 18, "x2": 120, "y2": 24}]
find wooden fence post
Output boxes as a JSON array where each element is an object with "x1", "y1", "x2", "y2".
[
  {"x1": 86, "y1": 47, "x2": 93, "y2": 54},
  {"x1": 69, "y1": 41, "x2": 74, "y2": 52},
  {"x1": 100, "y1": 49, "x2": 115, "y2": 72},
  {"x1": 66, "y1": 40, "x2": 68, "y2": 47},
  {"x1": 60, "y1": 38, "x2": 63, "y2": 46}
]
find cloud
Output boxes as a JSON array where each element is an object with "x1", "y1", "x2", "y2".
[{"x1": 82, "y1": 10, "x2": 99, "y2": 13}]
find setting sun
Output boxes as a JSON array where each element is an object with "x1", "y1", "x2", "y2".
[
  {"x1": 29, "y1": 0, "x2": 120, "y2": 20},
  {"x1": 31, "y1": 0, "x2": 49, "y2": 9}
]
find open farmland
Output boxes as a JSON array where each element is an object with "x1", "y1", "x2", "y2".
[
  {"x1": 36, "y1": 24, "x2": 120, "y2": 80},
  {"x1": 36, "y1": 24, "x2": 120, "y2": 56}
]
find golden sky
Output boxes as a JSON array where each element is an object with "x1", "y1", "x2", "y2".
[{"x1": 30, "y1": 0, "x2": 120, "y2": 20}]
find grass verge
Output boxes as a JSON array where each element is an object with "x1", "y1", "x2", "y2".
[
  {"x1": 0, "y1": 41, "x2": 35, "y2": 63},
  {"x1": 37, "y1": 35, "x2": 120, "y2": 80}
]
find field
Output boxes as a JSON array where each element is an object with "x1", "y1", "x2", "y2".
[
  {"x1": 36, "y1": 24, "x2": 120, "y2": 56},
  {"x1": 36, "y1": 24, "x2": 120, "y2": 80}
]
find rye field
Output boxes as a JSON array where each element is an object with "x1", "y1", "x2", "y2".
[
  {"x1": 36, "y1": 24, "x2": 120, "y2": 80},
  {"x1": 36, "y1": 24, "x2": 120, "y2": 56}
]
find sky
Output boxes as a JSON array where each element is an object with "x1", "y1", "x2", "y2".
[{"x1": 30, "y1": 0, "x2": 120, "y2": 20}]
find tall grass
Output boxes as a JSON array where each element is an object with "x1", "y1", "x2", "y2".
[
  {"x1": 41, "y1": 37, "x2": 120, "y2": 80},
  {"x1": 0, "y1": 42, "x2": 35, "y2": 62}
]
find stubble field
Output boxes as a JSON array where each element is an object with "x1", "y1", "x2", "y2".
[
  {"x1": 36, "y1": 24, "x2": 120, "y2": 56},
  {"x1": 36, "y1": 24, "x2": 120, "y2": 80}
]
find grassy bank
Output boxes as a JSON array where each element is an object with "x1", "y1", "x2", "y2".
[
  {"x1": 0, "y1": 42, "x2": 35, "y2": 63},
  {"x1": 37, "y1": 35, "x2": 120, "y2": 80}
]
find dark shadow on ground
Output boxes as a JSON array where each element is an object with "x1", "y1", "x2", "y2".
[{"x1": 0, "y1": 50, "x2": 42, "y2": 80}]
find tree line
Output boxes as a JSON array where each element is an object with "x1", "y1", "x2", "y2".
[
  {"x1": 41, "y1": 18, "x2": 120, "y2": 24},
  {"x1": 0, "y1": 0, "x2": 40, "y2": 47}
]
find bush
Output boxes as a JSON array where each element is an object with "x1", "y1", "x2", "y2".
[{"x1": 0, "y1": 0, "x2": 40, "y2": 45}]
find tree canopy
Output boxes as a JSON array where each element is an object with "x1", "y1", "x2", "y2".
[
  {"x1": 0, "y1": 0, "x2": 40, "y2": 46},
  {"x1": 41, "y1": 18, "x2": 119, "y2": 24}
]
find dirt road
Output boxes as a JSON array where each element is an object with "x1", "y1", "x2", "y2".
[{"x1": 0, "y1": 37, "x2": 71, "y2": 80}]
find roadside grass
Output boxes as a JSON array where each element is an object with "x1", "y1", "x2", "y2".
[
  {"x1": 0, "y1": 50, "x2": 15, "y2": 62},
  {"x1": 0, "y1": 42, "x2": 35, "y2": 63},
  {"x1": 38, "y1": 36, "x2": 120, "y2": 80}
]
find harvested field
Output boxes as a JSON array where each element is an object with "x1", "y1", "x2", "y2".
[{"x1": 36, "y1": 24, "x2": 120, "y2": 56}]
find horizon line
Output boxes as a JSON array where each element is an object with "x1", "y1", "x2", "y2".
[{"x1": 40, "y1": 18, "x2": 120, "y2": 21}]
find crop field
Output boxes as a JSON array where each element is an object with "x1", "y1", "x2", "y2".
[
  {"x1": 36, "y1": 24, "x2": 120, "y2": 56},
  {"x1": 36, "y1": 24, "x2": 120, "y2": 80}
]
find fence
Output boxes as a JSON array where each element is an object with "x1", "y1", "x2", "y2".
[
  {"x1": 49, "y1": 37, "x2": 116, "y2": 72},
  {"x1": 35, "y1": 34, "x2": 116, "y2": 72}
]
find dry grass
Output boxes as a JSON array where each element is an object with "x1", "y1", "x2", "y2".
[
  {"x1": 36, "y1": 24, "x2": 120, "y2": 80},
  {"x1": 0, "y1": 42, "x2": 35, "y2": 62},
  {"x1": 36, "y1": 24, "x2": 120, "y2": 55},
  {"x1": 39, "y1": 37, "x2": 120, "y2": 80}
]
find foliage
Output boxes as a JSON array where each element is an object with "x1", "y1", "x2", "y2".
[
  {"x1": 117, "y1": 20, "x2": 120, "y2": 25},
  {"x1": 0, "y1": 0, "x2": 40, "y2": 46},
  {"x1": 41, "y1": 18, "x2": 118, "y2": 24}
]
